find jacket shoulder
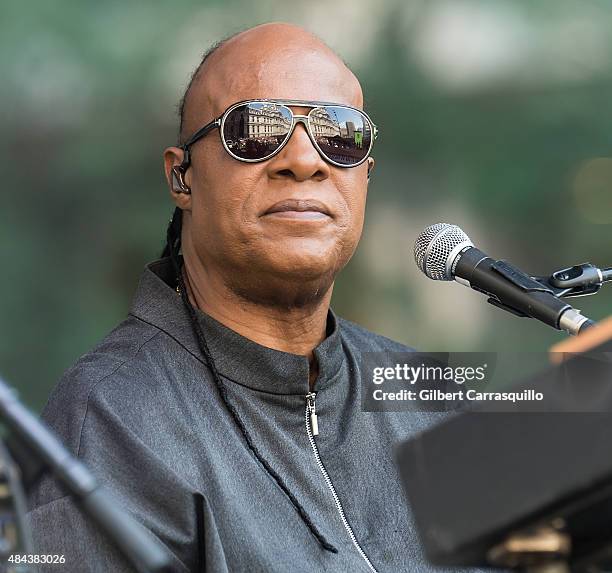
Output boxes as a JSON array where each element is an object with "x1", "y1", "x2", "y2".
[
  {"x1": 41, "y1": 316, "x2": 165, "y2": 451},
  {"x1": 337, "y1": 316, "x2": 416, "y2": 353},
  {"x1": 67, "y1": 314, "x2": 162, "y2": 378}
]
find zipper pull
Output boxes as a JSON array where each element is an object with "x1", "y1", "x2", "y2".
[{"x1": 306, "y1": 392, "x2": 319, "y2": 436}]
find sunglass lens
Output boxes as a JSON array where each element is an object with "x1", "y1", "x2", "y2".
[
  {"x1": 222, "y1": 102, "x2": 292, "y2": 160},
  {"x1": 310, "y1": 106, "x2": 372, "y2": 166}
]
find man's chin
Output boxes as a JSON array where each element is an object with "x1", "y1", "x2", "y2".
[
  {"x1": 227, "y1": 257, "x2": 339, "y2": 309},
  {"x1": 265, "y1": 253, "x2": 341, "y2": 281}
]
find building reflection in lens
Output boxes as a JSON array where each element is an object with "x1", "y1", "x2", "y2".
[
  {"x1": 224, "y1": 103, "x2": 292, "y2": 159},
  {"x1": 311, "y1": 106, "x2": 371, "y2": 165}
]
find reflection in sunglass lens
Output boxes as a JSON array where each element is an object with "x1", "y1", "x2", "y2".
[
  {"x1": 222, "y1": 102, "x2": 292, "y2": 160},
  {"x1": 310, "y1": 106, "x2": 372, "y2": 166}
]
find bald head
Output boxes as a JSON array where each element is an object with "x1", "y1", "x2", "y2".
[
  {"x1": 179, "y1": 22, "x2": 364, "y2": 143},
  {"x1": 164, "y1": 21, "x2": 375, "y2": 319}
]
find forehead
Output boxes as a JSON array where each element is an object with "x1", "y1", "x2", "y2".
[{"x1": 193, "y1": 44, "x2": 363, "y2": 124}]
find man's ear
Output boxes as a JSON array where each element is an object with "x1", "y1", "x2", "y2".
[
  {"x1": 164, "y1": 147, "x2": 192, "y2": 208},
  {"x1": 367, "y1": 157, "x2": 375, "y2": 183}
]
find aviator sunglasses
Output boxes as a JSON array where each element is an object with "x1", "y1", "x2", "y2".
[{"x1": 178, "y1": 99, "x2": 378, "y2": 170}]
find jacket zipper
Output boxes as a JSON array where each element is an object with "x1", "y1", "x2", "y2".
[{"x1": 305, "y1": 392, "x2": 379, "y2": 573}]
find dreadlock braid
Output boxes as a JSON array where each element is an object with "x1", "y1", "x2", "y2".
[{"x1": 161, "y1": 207, "x2": 338, "y2": 554}]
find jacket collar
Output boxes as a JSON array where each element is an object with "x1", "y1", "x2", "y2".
[{"x1": 129, "y1": 258, "x2": 345, "y2": 396}]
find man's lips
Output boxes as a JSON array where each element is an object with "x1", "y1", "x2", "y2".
[{"x1": 262, "y1": 199, "x2": 332, "y2": 219}]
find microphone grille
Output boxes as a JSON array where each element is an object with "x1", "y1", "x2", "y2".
[{"x1": 414, "y1": 223, "x2": 473, "y2": 280}]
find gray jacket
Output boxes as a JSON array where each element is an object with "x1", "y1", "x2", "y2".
[{"x1": 27, "y1": 257, "x2": 475, "y2": 572}]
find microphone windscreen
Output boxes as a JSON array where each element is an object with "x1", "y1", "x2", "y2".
[{"x1": 414, "y1": 223, "x2": 473, "y2": 280}]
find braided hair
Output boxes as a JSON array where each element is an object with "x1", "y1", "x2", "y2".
[{"x1": 160, "y1": 207, "x2": 337, "y2": 553}]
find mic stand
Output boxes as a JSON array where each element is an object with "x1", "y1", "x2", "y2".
[
  {"x1": 0, "y1": 376, "x2": 173, "y2": 573},
  {"x1": 0, "y1": 440, "x2": 35, "y2": 573},
  {"x1": 529, "y1": 261, "x2": 612, "y2": 335},
  {"x1": 532, "y1": 262, "x2": 612, "y2": 299}
]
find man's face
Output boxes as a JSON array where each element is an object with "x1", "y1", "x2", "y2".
[{"x1": 165, "y1": 28, "x2": 373, "y2": 307}]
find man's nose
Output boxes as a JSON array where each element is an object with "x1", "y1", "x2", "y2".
[{"x1": 266, "y1": 121, "x2": 330, "y2": 182}]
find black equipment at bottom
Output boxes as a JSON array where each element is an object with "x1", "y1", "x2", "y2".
[{"x1": 396, "y1": 337, "x2": 612, "y2": 572}]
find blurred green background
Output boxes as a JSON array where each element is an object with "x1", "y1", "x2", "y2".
[{"x1": 1, "y1": 0, "x2": 611, "y2": 412}]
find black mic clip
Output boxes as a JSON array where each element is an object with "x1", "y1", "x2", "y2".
[
  {"x1": 533, "y1": 263, "x2": 606, "y2": 299},
  {"x1": 485, "y1": 260, "x2": 556, "y2": 318}
]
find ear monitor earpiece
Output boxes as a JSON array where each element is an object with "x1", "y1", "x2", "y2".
[{"x1": 171, "y1": 166, "x2": 191, "y2": 195}]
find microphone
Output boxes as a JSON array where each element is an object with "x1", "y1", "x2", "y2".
[{"x1": 414, "y1": 223, "x2": 596, "y2": 336}]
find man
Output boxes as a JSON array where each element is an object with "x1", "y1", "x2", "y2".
[{"x1": 27, "y1": 22, "x2": 465, "y2": 572}]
